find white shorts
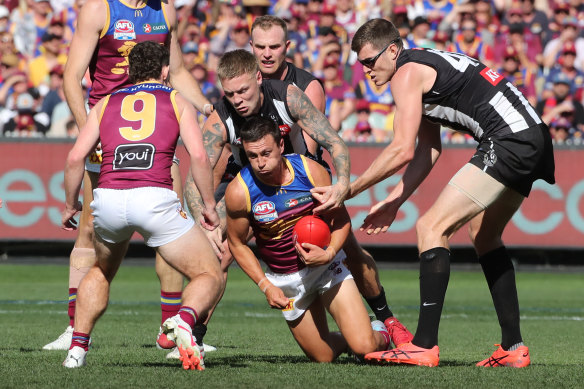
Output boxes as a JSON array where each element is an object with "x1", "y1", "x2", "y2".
[
  {"x1": 91, "y1": 186, "x2": 193, "y2": 247},
  {"x1": 266, "y1": 250, "x2": 352, "y2": 321}
]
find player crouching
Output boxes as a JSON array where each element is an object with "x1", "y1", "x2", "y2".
[
  {"x1": 226, "y1": 117, "x2": 390, "y2": 361},
  {"x1": 60, "y1": 41, "x2": 222, "y2": 370}
]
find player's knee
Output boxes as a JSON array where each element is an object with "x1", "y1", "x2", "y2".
[
  {"x1": 416, "y1": 214, "x2": 439, "y2": 239},
  {"x1": 347, "y1": 335, "x2": 377, "y2": 356},
  {"x1": 308, "y1": 352, "x2": 335, "y2": 363}
]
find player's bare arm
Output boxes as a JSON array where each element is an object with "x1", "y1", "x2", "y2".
[
  {"x1": 349, "y1": 63, "x2": 428, "y2": 199},
  {"x1": 225, "y1": 178, "x2": 289, "y2": 309},
  {"x1": 360, "y1": 118, "x2": 442, "y2": 235},
  {"x1": 62, "y1": 101, "x2": 102, "y2": 230},
  {"x1": 63, "y1": 0, "x2": 106, "y2": 128},
  {"x1": 296, "y1": 158, "x2": 351, "y2": 267},
  {"x1": 184, "y1": 111, "x2": 227, "y2": 220},
  {"x1": 285, "y1": 84, "x2": 351, "y2": 212},
  {"x1": 163, "y1": 0, "x2": 212, "y2": 116},
  {"x1": 176, "y1": 93, "x2": 219, "y2": 230}
]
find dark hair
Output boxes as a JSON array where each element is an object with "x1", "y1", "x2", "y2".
[
  {"x1": 351, "y1": 18, "x2": 403, "y2": 53},
  {"x1": 217, "y1": 49, "x2": 259, "y2": 81},
  {"x1": 128, "y1": 41, "x2": 169, "y2": 84},
  {"x1": 251, "y1": 15, "x2": 288, "y2": 41},
  {"x1": 240, "y1": 116, "x2": 281, "y2": 144}
]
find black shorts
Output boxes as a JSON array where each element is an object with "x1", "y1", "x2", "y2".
[{"x1": 469, "y1": 124, "x2": 555, "y2": 197}]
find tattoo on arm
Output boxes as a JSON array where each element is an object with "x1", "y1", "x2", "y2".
[
  {"x1": 184, "y1": 173, "x2": 205, "y2": 221},
  {"x1": 287, "y1": 85, "x2": 350, "y2": 186},
  {"x1": 203, "y1": 122, "x2": 227, "y2": 168},
  {"x1": 216, "y1": 197, "x2": 228, "y2": 237}
]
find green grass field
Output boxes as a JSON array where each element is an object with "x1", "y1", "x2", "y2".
[{"x1": 0, "y1": 261, "x2": 582, "y2": 388}]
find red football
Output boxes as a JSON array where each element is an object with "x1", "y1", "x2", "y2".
[{"x1": 293, "y1": 215, "x2": 331, "y2": 249}]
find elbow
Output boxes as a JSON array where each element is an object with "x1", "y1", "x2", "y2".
[
  {"x1": 192, "y1": 150, "x2": 210, "y2": 167},
  {"x1": 399, "y1": 149, "x2": 415, "y2": 166}
]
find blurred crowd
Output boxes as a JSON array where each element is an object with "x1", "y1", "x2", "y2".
[{"x1": 0, "y1": 0, "x2": 583, "y2": 145}]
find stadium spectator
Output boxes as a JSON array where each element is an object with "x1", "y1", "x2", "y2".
[
  {"x1": 314, "y1": 18, "x2": 555, "y2": 367},
  {"x1": 9, "y1": 0, "x2": 53, "y2": 58},
  {"x1": 518, "y1": 0, "x2": 550, "y2": 47},
  {"x1": 27, "y1": 31, "x2": 66, "y2": 89},
  {"x1": 493, "y1": 14, "x2": 542, "y2": 69},
  {"x1": 210, "y1": 18, "x2": 252, "y2": 56},
  {"x1": 61, "y1": 40, "x2": 222, "y2": 370},
  {"x1": 473, "y1": 0, "x2": 498, "y2": 46},
  {"x1": 321, "y1": 57, "x2": 356, "y2": 133},
  {"x1": 354, "y1": 78, "x2": 394, "y2": 141},
  {"x1": 542, "y1": 41, "x2": 584, "y2": 102},
  {"x1": 498, "y1": 47, "x2": 538, "y2": 106},
  {"x1": 40, "y1": 63, "x2": 63, "y2": 118},
  {"x1": 335, "y1": 0, "x2": 360, "y2": 41},
  {"x1": 225, "y1": 116, "x2": 391, "y2": 362},
  {"x1": 547, "y1": 2, "x2": 570, "y2": 43},
  {"x1": 414, "y1": 0, "x2": 455, "y2": 30},
  {"x1": 448, "y1": 17, "x2": 494, "y2": 69},
  {"x1": 241, "y1": 0, "x2": 271, "y2": 25},
  {"x1": 548, "y1": 116, "x2": 581, "y2": 144},
  {"x1": 536, "y1": 72, "x2": 584, "y2": 133},
  {"x1": 2, "y1": 77, "x2": 48, "y2": 137},
  {"x1": 432, "y1": 29, "x2": 451, "y2": 50},
  {"x1": 0, "y1": 5, "x2": 10, "y2": 31},
  {"x1": 44, "y1": 0, "x2": 214, "y2": 358},
  {"x1": 406, "y1": 16, "x2": 435, "y2": 49},
  {"x1": 542, "y1": 17, "x2": 584, "y2": 71}
]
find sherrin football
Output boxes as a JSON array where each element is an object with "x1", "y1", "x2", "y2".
[{"x1": 293, "y1": 215, "x2": 331, "y2": 249}]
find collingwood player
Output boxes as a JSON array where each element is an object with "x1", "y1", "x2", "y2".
[{"x1": 311, "y1": 18, "x2": 555, "y2": 368}]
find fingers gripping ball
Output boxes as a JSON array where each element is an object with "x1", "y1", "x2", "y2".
[{"x1": 293, "y1": 215, "x2": 331, "y2": 249}]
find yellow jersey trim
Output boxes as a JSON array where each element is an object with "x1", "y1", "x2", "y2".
[{"x1": 236, "y1": 173, "x2": 252, "y2": 213}]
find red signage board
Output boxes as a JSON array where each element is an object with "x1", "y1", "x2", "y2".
[{"x1": 0, "y1": 141, "x2": 581, "y2": 247}]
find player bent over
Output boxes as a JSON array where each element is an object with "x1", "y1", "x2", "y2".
[
  {"x1": 60, "y1": 41, "x2": 222, "y2": 370},
  {"x1": 226, "y1": 117, "x2": 390, "y2": 362},
  {"x1": 312, "y1": 19, "x2": 555, "y2": 367}
]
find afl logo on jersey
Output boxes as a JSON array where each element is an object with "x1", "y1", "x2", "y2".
[
  {"x1": 253, "y1": 201, "x2": 278, "y2": 222},
  {"x1": 114, "y1": 20, "x2": 136, "y2": 40}
]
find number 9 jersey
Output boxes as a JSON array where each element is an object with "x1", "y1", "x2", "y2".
[{"x1": 97, "y1": 82, "x2": 180, "y2": 190}]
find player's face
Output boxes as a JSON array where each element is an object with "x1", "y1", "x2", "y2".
[
  {"x1": 221, "y1": 71, "x2": 262, "y2": 117},
  {"x1": 243, "y1": 134, "x2": 285, "y2": 184},
  {"x1": 251, "y1": 26, "x2": 289, "y2": 77},
  {"x1": 358, "y1": 42, "x2": 394, "y2": 85}
]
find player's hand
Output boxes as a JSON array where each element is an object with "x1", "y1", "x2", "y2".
[
  {"x1": 360, "y1": 199, "x2": 399, "y2": 235},
  {"x1": 310, "y1": 182, "x2": 349, "y2": 214},
  {"x1": 200, "y1": 206, "x2": 220, "y2": 231},
  {"x1": 61, "y1": 201, "x2": 82, "y2": 231},
  {"x1": 295, "y1": 242, "x2": 332, "y2": 266},
  {"x1": 203, "y1": 227, "x2": 226, "y2": 259},
  {"x1": 264, "y1": 285, "x2": 289, "y2": 309}
]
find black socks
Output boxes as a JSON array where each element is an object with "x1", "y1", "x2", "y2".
[
  {"x1": 365, "y1": 287, "x2": 394, "y2": 322},
  {"x1": 193, "y1": 323, "x2": 207, "y2": 345},
  {"x1": 479, "y1": 246, "x2": 522, "y2": 350},
  {"x1": 412, "y1": 247, "x2": 451, "y2": 349}
]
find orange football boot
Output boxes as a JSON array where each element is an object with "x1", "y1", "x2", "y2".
[
  {"x1": 476, "y1": 344, "x2": 530, "y2": 368},
  {"x1": 365, "y1": 342, "x2": 439, "y2": 367}
]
